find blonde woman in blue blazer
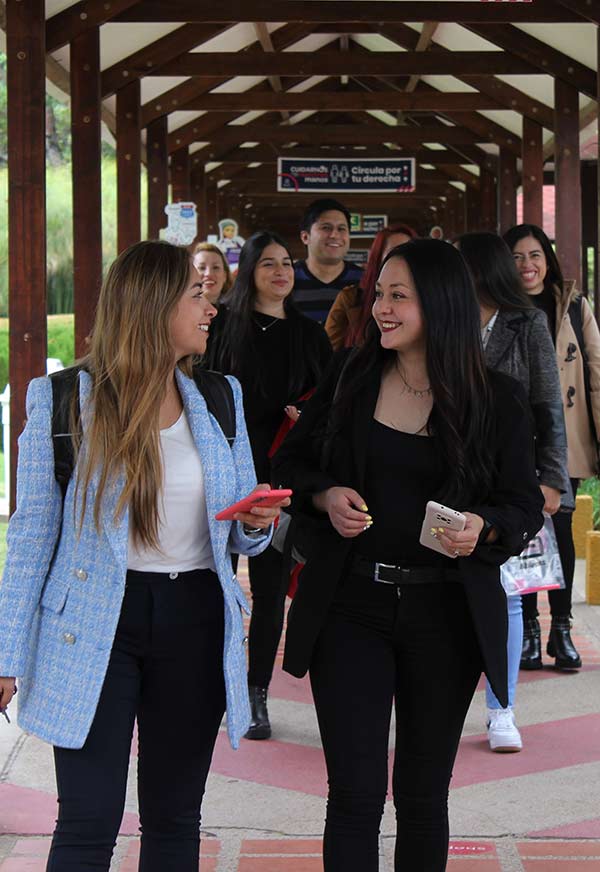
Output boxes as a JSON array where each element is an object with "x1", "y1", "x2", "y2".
[{"x1": 0, "y1": 241, "x2": 288, "y2": 871}]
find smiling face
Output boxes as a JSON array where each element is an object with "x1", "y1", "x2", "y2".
[
  {"x1": 511, "y1": 235, "x2": 548, "y2": 295},
  {"x1": 301, "y1": 209, "x2": 350, "y2": 266},
  {"x1": 372, "y1": 256, "x2": 425, "y2": 354},
  {"x1": 194, "y1": 250, "x2": 227, "y2": 304},
  {"x1": 253, "y1": 243, "x2": 295, "y2": 308},
  {"x1": 169, "y1": 263, "x2": 218, "y2": 360}
]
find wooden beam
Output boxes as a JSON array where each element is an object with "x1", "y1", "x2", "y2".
[
  {"x1": 102, "y1": 23, "x2": 229, "y2": 98},
  {"x1": 554, "y1": 78, "x2": 582, "y2": 288},
  {"x1": 171, "y1": 146, "x2": 191, "y2": 202},
  {"x1": 156, "y1": 51, "x2": 536, "y2": 79},
  {"x1": 115, "y1": 1, "x2": 582, "y2": 23},
  {"x1": 6, "y1": 0, "x2": 47, "y2": 511},
  {"x1": 199, "y1": 145, "x2": 473, "y2": 165},
  {"x1": 555, "y1": 0, "x2": 600, "y2": 24},
  {"x1": 479, "y1": 166, "x2": 498, "y2": 233},
  {"x1": 46, "y1": 0, "x2": 140, "y2": 53},
  {"x1": 139, "y1": 22, "x2": 316, "y2": 128},
  {"x1": 375, "y1": 22, "x2": 555, "y2": 130},
  {"x1": 522, "y1": 118, "x2": 544, "y2": 227},
  {"x1": 147, "y1": 116, "x2": 168, "y2": 239},
  {"x1": 465, "y1": 23, "x2": 596, "y2": 99},
  {"x1": 170, "y1": 123, "x2": 487, "y2": 153},
  {"x1": 116, "y1": 80, "x2": 141, "y2": 252},
  {"x1": 498, "y1": 150, "x2": 517, "y2": 234},
  {"x1": 71, "y1": 26, "x2": 103, "y2": 356},
  {"x1": 180, "y1": 91, "x2": 504, "y2": 113},
  {"x1": 191, "y1": 167, "x2": 208, "y2": 242},
  {"x1": 253, "y1": 22, "x2": 290, "y2": 122}
]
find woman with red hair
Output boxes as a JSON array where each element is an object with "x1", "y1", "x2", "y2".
[{"x1": 325, "y1": 223, "x2": 418, "y2": 350}]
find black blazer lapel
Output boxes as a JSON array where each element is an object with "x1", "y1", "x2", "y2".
[{"x1": 351, "y1": 366, "x2": 382, "y2": 495}]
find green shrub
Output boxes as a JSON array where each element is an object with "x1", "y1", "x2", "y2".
[{"x1": 0, "y1": 314, "x2": 74, "y2": 394}]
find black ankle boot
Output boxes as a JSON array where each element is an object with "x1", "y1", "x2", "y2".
[
  {"x1": 245, "y1": 685, "x2": 271, "y2": 740},
  {"x1": 547, "y1": 617, "x2": 582, "y2": 670},
  {"x1": 520, "y1": 618, "x2": 543, "y2": 670}
]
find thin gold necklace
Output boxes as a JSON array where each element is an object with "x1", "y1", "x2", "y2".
[{"x1": 396, "y1": 362, "x2": 432, "y2": 399}]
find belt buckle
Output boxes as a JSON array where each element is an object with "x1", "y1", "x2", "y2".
[{"x1": 374, "y1": 562, "x2": 398, "y2": 584}]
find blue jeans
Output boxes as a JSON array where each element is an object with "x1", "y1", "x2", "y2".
[{"x1": 485, "y1": 593, "x2": 522, "y2": 710}]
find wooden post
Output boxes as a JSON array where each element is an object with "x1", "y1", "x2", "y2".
[
  {"x1": 147, "y1": 116, "x2": 168, "y2": 239},
  {"x1": 116, "y1": 80, "x2": 141, "y2": 253},
  {"x1": 498, "y1": 149, "x2": 517, "y2": 234},
  {"x1": 522, "y1": 118, "x2": 544, "y2": 227},
  {"x1": 597, "y1": 26, "x2": 600, "y2": 319},
  {"x1": 465, "y1": 184, "x2": 480, "y2": 232},
  {"x1": 191, "y1": 165, "x2": 208, "y2": 242},
  {"x1": 71, "y1": 27, "x2": 102, "y2": 356},
  {"x1": 6, "y1": 0, "x2": 47, "y2": 512},
  {"x1": 554, "y1": 78, "x2": 582, "y2": 290},
  {"x1": 479, "y1": 166, "x2": 497, "y2": 232},
  {"x1": 171, "y1": 146, "x2": 191, "y2": 202}
]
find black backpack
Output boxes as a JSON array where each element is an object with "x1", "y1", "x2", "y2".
[{"x1": 49, "y1": 365, "x2": 236, "y2": 500}]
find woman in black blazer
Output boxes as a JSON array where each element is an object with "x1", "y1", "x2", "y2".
[
  {"x1": 205, "y1": 230, "x2": 332, "y2": 740},
  {"x1": 272, "y1": 239, "x2": 544, "y2": 872}
]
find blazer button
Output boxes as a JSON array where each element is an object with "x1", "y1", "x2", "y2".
[
  {"x1": 74, "y1": 568, "x2": 88, "y2": 581},
  {"x1": 523, "y1": 532, "x2": 528, "y2": 540},
  {"x1": 63, "y1": 632, "x2": 76, "y2": 645},
  {"x1": 243, "y1": 636, "x2": 248, "y2": 646}
]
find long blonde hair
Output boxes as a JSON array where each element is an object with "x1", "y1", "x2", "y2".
[{"x1": 76, "y1": 240, "x2": 193, "y2": 548}]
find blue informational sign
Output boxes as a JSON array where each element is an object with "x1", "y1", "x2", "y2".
[{"x1": 277, "y1": 157, "x2": 416, "y2": 193}]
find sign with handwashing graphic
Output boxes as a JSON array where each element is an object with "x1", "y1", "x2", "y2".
[
  {"x1": 160, "y1": 202, "x2": 198, "y2": 246},
  {"x1": 278, "y1": 157, "x2": 415, "y2": 193}
]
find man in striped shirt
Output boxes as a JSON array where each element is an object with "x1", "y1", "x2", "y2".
[{"x1": 293, "y1": 198, "x2": 363, "y2": 323}]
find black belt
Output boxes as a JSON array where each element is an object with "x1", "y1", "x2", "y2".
[{"x1": 351, "y1": 554, "x2": 460, "y2": 586}]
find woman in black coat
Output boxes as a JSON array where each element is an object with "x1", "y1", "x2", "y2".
[
  {"x1": 272, "y1": 239, "x2": 544, "y2": 872},
  {"x1": 205, "y1": 230, "x2": 332, "y2": 740}
]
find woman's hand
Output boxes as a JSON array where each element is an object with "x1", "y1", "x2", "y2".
[
  {"x1": 284, "y1": 405, "x2": 301, "y2": 423},
  {"x1": 540, "y1": 485, "x2": 561, "y2": 516},
  {"x1": 437, "y1": 512, "x2": 487, "y2": 558},
  {"x1": 313, "y1": 487, "x2": 372, "y2": 538},
  {"x1": 234, "y1": 483, "x2": 291, "y2": 530},
  {"x1": 0, "y1": 677, "x2": 17, "y2": 714}
]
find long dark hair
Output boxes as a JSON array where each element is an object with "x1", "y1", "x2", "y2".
[
  {"x1": 207, "y1": 230, "x2": 323, "y2": 399},
  {"x1": 332, "y1": 239, "x2": 495, "y2": 505},
  {"x1": 457, "y1": 232, "x2": 532, "y2": 312},
  {"x1": 503, "y1": 224, "x2": 564, "y2": 295},
  {"x1": 349, "y1": 222, "x2": 418, "y2": 346}
]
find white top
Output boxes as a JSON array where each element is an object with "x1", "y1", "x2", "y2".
[
  {"x1": 127, "y1": 411, "x2": 215, "y2": 573},
  {"x1": 481, "y1": 309, "x2": 500, "y2": 350}
]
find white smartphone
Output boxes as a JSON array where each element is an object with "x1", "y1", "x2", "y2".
[{"x1": 419, "y1": 500, "x2": 466, "y2": 558}]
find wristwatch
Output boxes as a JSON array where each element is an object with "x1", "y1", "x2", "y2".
[{"x1": 243, "y1": 524, "x2": 263, "y2": 536}]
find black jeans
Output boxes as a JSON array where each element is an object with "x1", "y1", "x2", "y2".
[
  {"x1": 522, "y1": 478, "x2": 579, "y2": 620},
  {"x1": 247, "y1": 544, "x2": 287, "y2": 688},
  {"x1": 309, "y1": 574, "x2": 483, "y2": 872},
  {"x1": 47, "y1": 568, "x2": 226, "y2": 872}
]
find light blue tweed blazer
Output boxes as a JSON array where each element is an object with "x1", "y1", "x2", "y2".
[{"x1": 0, "y1": 369, "x2": 270, "y2": 750}]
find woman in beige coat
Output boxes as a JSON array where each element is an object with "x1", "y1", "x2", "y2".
[{"x1": 504, "y1": 224, "x2": 600, "y2": 671}]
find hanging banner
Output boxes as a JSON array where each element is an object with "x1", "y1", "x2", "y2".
[{"x1": 277, "y1": 157, "x2": 416, "y2": 193}]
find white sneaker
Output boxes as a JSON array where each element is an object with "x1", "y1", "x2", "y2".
[{"x1": 486, "y1": 707, "x2": 522, "y2": 753}]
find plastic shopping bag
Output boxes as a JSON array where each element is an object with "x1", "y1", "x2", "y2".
[{"x1": 500, "y1": 514, "x2": 565, "y2": 596}]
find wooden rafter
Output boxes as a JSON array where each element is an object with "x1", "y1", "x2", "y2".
[
  {"x1": 375, "y1": 22, "x2": 555, "y2": 130},
  {"x1": 405, "y1": 22, "x2": 439, "y2": 94},
  {"x1": 46, "y1": 0, "x2": 141, "y2": 53},
  {"x1": 253, "y1": 22, "x2": 290, "y2": 122},
  {"x1": 140, "y1": 23, "x2": 316, "y2": 127},
  {"x1": 554, "y1": 0, "x2": 600, "y2": 24},
  {"x1": 101, "y1": 23, "x2": 231, "y2": 97},
  {"x1": 464, "y1": 23, "x2": 596, "y2": 99}
]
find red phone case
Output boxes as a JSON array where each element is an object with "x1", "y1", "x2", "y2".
[{"x1": 214, "y1": 489, "x2": 292, "y2": 521}]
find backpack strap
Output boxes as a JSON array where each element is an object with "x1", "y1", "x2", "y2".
[
  {"x1": 49, "y1": 365, "x2": 83, "y2": 500},
  {"x1": 191, "y1": 366, "x2": 236, "y2": 445},
  {"x1": 49, "y1": 365, "x2": 237, "y2": 502}
]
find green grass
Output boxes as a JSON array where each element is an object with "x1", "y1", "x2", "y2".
[{"x1": 579, "y1": 477, "x2": 600, "y2": 529}]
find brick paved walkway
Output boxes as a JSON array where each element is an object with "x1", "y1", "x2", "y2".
[{"x1": 1, "y1": 559, "x2": 600, "y2": 870}]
